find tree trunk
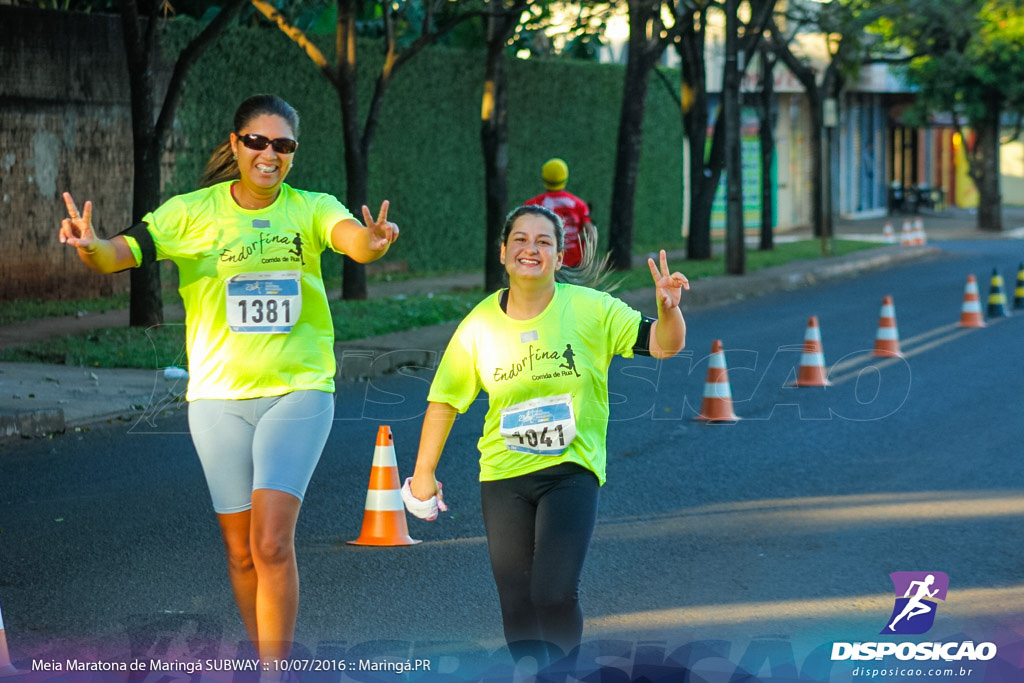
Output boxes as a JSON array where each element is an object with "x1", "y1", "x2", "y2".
[
  {"x1": 129, "y1": 137, "x2": 165, "y2": 327},
  {"x1": 819, "y1": 67, "x2": 843, "y2": 254},
  {"x1": 807, "y1": 90, "x2": 824, "y2": 238},
  {"x1": 339, "y1": 152, "x2": 368, "y2": 299},
  {"x1": 723, "y1": 0, "x2": 744, "y2": 275},
  {"x1": 758, "y1": 47, "x2": 775, "y2": 251},
  {"x1": 691, "y1": 112, "x2": 726, "y2": 260},
  {"x1": 683, "y1": 111, "x2": 713, "y2": 260},
  {"x1": 679, "y1": 13, "x2": 713, "y2": 261},
  {"x1": 336, "y1": 0, "x2": 369, "y2": 299},
  {"x1": 972, "y1": 95, "x2": 1003, "y2": 232},
  {"x1": 121, "y1": 3, "x2": 164, "y2": 327},
  {"x1": 341, "y1": 171, "x2": 370, "y2": 299},
  {"x1": 481, "y1": 35, "x2": 509, "y2": 293}
]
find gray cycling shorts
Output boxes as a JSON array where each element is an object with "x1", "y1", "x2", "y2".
[{"x1": 187, "y1": 390, "x2": 335, "y2": 514}]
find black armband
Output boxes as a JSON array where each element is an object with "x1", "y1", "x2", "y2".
[
  {"x1": 115, "y1": 222, "x2": 157, "y2": 267},
  {"x1": 632, "y1": 316, "x2": 656, "y2": 357}
]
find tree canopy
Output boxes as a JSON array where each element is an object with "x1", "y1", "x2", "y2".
[{"x1": 877, "y1": 0, "x2": 1024, "y2": 229}]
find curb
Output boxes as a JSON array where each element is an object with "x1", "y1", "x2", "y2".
[
  {"x1": 335, "y1": 347, "x2": 441, "y2": 383},
  {"x1": 0, "y1": 408, "x2": 66, "y2": 439},
  {"x1": 0, "y1": 364, "x2": 187, "y2": 442}
]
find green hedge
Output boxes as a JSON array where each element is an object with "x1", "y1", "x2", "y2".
[{"x1": 165, "y1": 21, "x2": 683, "y2": 274}]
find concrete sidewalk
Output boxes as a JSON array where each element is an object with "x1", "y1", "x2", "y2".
[{"x1": 3, "y1": 207, "x2": 1021, "y2": 440}]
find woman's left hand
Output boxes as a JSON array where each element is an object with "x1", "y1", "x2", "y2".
[
  {"x1": 362, "y1": 200, "x2": 400, "y2": 252},
  {"x1": 648, "y1": 249, "x2": 689, "y2": 310}
]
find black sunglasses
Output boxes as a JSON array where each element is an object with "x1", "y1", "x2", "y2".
[{"x1": 236, "y1": 133, "x2": 298, "y2": 155}]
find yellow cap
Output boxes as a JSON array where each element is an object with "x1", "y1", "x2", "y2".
[{"x1": 542, "y1": 158, "x2": 568, "y2": 190}]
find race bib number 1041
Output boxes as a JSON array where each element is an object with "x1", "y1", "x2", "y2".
[
  {"x1": 226, "y1": 271, "x2": 302, "y2": 334},
  {"x1": 499, "y1": 394, "x2": 577, "y2": 456}
]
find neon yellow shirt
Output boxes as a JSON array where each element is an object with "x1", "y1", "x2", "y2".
[
  {"x1": 428, "y1": 283, "x2": 642, "y2": 484},
  {"x1": 141, "y1": 182, "x2": 353, "y2": 400}
]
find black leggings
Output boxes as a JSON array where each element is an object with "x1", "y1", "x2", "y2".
[{"x1": 480, "y1": 462, "x2": 600, "y2": 667}]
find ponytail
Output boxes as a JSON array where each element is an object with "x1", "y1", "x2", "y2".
[
  {"x1": 198, "y1": 140, "x2": 239, "y2": 189},
  {"x1": 556, "y1": 222, "x2": 617, "y2": 291}
]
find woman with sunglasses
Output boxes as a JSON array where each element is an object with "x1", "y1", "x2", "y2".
[
  {"x1": 405, "y1": 205, "x2": 687, "y2": 674},
  {"x1": 58, "y1": 94, "x2": 398, "y2": 677}
]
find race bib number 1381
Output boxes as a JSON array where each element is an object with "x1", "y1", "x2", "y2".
[{"x1": 226, "y1": 271, "x2": 302, "y2": 334}]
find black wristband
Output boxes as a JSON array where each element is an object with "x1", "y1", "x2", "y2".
[
  {"x1": 632, "y1": 316, "x2": 656, "y2": 357},
  {"x1": 115, "y1": 222, "x2": 157, "y2": 266}
]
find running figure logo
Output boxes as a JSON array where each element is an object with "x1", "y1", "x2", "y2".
[
  {"x1": 881, "y1": 571, "x2": 949, "y2": 635},
  {"x1": 290, "y1": 233, "x2": 305, "y2": 265},
  {"x1": 560, "y1": 343, "x2": 580, "y2": 377}
]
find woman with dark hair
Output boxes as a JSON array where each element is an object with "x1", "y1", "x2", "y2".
[
  {"x1": 405, "y1": 205, "x2": 687, "y2": 671},
  {"x1": 58, "y1": 94, "x2": 399, "y2": 675}
]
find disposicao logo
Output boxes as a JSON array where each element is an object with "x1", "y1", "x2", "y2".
[
  {"x1": 881, "y1": 571, "x2": 949, "y2": 635},
  {"x1": 831, "y1": 571, "x2": 998, "y2": 664}
]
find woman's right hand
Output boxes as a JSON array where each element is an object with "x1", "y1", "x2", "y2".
[
  {"x1": 410, "y1": 470, "x2": 440, "y2": 503},
  {"x1": 58, "y1": 192, "x2": 98, "y2": 252}
]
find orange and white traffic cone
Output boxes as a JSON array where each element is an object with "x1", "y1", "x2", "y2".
[
  {"x1": 900, "y1": 220, "x2": 915, "y2": 246},
  {"x1": 348, "y1": 426, "x2": 420, "y2": 547},
  {"x1": 694, "y1": 340, "x2": 739, "y2": 423},
  {"x1": 883, "y1": 222, "x2": 895, "y2": 244},
  {"x1": 958, "y1": 274, "x2": 986, "y2": 328},
  {"x1": 873, "y1": 295, "x2": 902, "y2": 357},
  {"x1": 914, "y1": 217, "x2": 927, "y2": 246},
  {"x1": 0, "y1": 602, "x2": 18, "y2": 677},
  {"x1": 792, "y1": 316, "x2": 831, "y2": 387}
]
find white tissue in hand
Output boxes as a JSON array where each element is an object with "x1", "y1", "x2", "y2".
[{"x1": 401, "y1": 477, "x2": 448, "y2": 521}]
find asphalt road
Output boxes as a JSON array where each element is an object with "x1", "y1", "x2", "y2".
[{"x1": 2, "y1": 239, "x2": 1023, "y2": 682}]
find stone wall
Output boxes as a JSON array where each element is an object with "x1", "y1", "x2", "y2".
[{"x1": 1, "y1": 7, "x2": 142, "y2": 301}]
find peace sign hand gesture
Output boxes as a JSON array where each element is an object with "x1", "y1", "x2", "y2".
[
  {"x1": 361, "y1": 200, "x2": 400, "y2": 253},
  {"x1": 58, "y1": 192, "x2": 98, "y2": 252},
  {"x1": 648, "y1": 249, "x2": 689, "y2": 311}
]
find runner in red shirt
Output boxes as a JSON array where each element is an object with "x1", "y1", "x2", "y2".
[{"x1": 524, "y1": 158, "x2": 596, "y2": 268}]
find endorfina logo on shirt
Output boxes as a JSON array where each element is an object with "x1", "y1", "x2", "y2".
[
  {"x1": 881, "y1": 571, "x2": 948, "y2": 635},
  {"x1": 219, "y1": 219, "x2": 305, "y2": 266},
  {"x1": 492, "y1": 341, "x2": 582, "y2": 383}
]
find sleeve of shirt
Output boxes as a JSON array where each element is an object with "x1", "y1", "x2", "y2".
[
  {"x1": 317, "y1": 193, "x2": 356, "y2": 255},
  {"x1": 427, "y1": 319, "x2": 483, "y2": 413},
  {"x1": 121, "y1": 234, "x2": 144, "y2": 266},
  {"x1": 141, "y1": 195, "x2": 189, "y2": 261},
  {"x1": 603, "y1": 293, "x2": 644, "y2": 359}
]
